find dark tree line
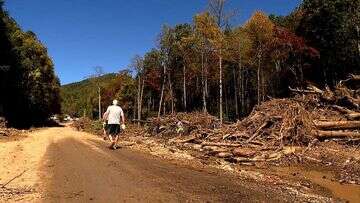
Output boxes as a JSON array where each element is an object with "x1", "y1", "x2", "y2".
[
  {"x1": 271, "y1": 0, "x2": 360, "y2": 86},
  {"x1": 0, "y1": 1, "x2": 61, "y2": 128}
]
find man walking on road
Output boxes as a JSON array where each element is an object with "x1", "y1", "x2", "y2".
[{"x1": 103, "y1": 99, "x2": 125, "y2": 149}]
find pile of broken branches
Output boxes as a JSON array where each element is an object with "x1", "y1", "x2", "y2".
[
  {"x1": 141, "y1": 75, "x2": 360, "y2": 163},
  {"x1": 0, "y1": 128, "x2": 23, "y2": 137},
  {"x1": 0, "y1": 118, "x2": 24, "y2": 137},
  {"x1": 295, "y1": 74, "x2": 360, "y2": 141},
  {"x1": 143, "y1": 112, "x2": 221, "y2": 137},
  {"x1": 71, "y1": 117, "x2": 104, "y2": 135}
]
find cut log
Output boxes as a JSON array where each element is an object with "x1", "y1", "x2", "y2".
[
  {"x1": 342, "y1": 96, "x2": 360, "y2": 109},
  {"x1": 331, "y1": 105, "x2": 360, "y2": 120},
  {"x1": 307, "y1": 84, "x2": 324, "y2": 94},
  {"x1": 204, "y1": 148, "x2": 231, "y2": 156},
  {"x1": 233, "y1": 157, "x2": 258, "y2": 162},
  {"x1": 232, "y1": 147, "x2": 256, "y2": 157},
  {"x1": 216, "y1": 152, "x2": 233, "y2": 158},
  {"x1": 201, "y1": 142, "x2": 242, "y2": 147},
  {"x1": 313, "y1": 130, "x2": 360, "y2": 138},
  {"x1": 289, "y1": 86, "x2": 320, "y2": 94},
  {"x1": 314, "y1": 121, "x2": 360, "y2": 130},
  {"x1": 231, "y1": 155, "x2": 277, "y2": 163},
  {"x1": 347, "y1": 113, "x2": 360, "y2": 120},
  {"x1": 331, "y1": 105, "x2": 355, "y2": 114}
]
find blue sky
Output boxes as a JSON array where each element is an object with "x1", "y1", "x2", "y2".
[{"x1": 5, "y1": 0, "x2": 301, "y2": 85}]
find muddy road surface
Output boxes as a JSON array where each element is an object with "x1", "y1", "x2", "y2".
[{"x1": 0, "y1": 127, "x2": 357, "y2": 202}]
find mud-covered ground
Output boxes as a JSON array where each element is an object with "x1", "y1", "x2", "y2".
[
  {"x1": 120, "y1": 132, "x2": 360, "y2": 203},
  {"x1": 1, "y1": 126, "x2": 359, "y2": 202},
  {"x1": 0, "y1": 126, "x2": 337, "y2": 202}
]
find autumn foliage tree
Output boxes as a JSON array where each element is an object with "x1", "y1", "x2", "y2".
[
  {"x1": 123, "y1": 7, "x2": 321, "y2": 122},
  {"x1": 243, "y1": 11, "x2": 274, "y2": 104},
  {"x1": 267, "y1": 27, "x2": 319, "y2": 90},
  {"x1": 61, "y1": 0, "x2": 358, "y2": 124}
]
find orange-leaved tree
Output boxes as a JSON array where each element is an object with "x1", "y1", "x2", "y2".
[{"x1": 243, "y1": 11, "x2": 274, "y2": 105}]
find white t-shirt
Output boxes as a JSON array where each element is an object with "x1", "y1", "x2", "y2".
[{"x1": 105, "y1": 105, "x2": 124, "y2": 124}]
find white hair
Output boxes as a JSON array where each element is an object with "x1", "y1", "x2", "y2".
[{"x1": 112, "y1": 99, "x2": 118, "y2": 105}]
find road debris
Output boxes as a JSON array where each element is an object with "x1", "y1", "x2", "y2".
[{"x1": 72, "y1": 75, "x2": 360, "y2": 186}]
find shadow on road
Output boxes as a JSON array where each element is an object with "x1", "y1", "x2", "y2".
[{"x1": 38, "y1": 137, "x2": 281, "y2": 202}]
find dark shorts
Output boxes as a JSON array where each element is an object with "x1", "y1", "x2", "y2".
[{"x1": 106, "y1": 124, "x2": 121, "y2": 135}]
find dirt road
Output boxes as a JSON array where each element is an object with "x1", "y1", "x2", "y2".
[{"x1": 0, "y1": 127, "x2": 339, "y2": 202}]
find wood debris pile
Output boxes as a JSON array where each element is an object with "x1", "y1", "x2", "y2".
[
  {"x1": 0, "y1": 128, "x2": 23, "y2": 137},
  {"x1": 143, "y1": 75, "x2": 360, "y2": 163},
  {"x1": 0, "y1": 117, "x2": 24, "y2": 137},
  {"x1": 305, "y1": 74, "x2": 360, "y2": 141},
  {"x1": 144, "y1": 112, "x2": 221, "y2": 137},
  {"x1": 71, "y1": 117, "x2": 103, "y2": 135},
  {"x1": 71, "y1": 117, "x2": 93, "y2": 131}
]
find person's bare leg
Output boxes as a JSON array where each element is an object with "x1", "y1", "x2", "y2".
[
  {"x1": 114, "y1": 134, "x2": 119, "y2": 148},
  {"x1": 109, "y1": 134, "x2": 115, "y2": 148},
  {"x1": 103, "y1": 129, "x2": 107, "y2": 140}
]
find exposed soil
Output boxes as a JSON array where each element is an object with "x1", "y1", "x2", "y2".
[
  {"x1": 2, "y1": 126, "x2": 355, "y2": 202},
  {"x1": 122, "y1": 134, "x2": 360, "y2": 203}
]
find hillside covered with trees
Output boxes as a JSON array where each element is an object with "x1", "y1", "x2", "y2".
[
  {"x1": 61, "y1": 73, "x2": 119, "y2": 118},
  {"x1": 0, "y1": 1, "x2": 60, "y2": 128},
  {"x1": 63, "y1": 0, "x2": 359, "y2": 123}
]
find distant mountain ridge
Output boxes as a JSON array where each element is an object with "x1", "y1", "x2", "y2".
[
  {"x1": 61, "y1": 73, "x2": 117, "y2": 117},
  {"x1": 61, "y1": 73, "x2": 117, "y2": 88}
]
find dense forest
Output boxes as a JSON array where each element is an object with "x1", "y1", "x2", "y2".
[
  {"x1": 64, "y1": 0, "x2": 360, "y2": 123},
  {"x1": 0, "y1": 1, "x2": 61, "y2": 127},
  {"x1": 61, "y1": 73, "x2": 118, "y2": 118}
]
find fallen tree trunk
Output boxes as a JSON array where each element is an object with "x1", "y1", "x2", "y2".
[
  {"x1": 331, "y1": 105, "x2": 355, "y2": 114},
  {"x1": 314, "y1": 121, "x2": 360, "y2": 130},
  {"x1": 132, "y1": 119, "x2": 151, "y2": 123},
  {"x1": 331, "y1": 105, "x2": 360, "y2": 120},
  {"x1": 313, "y1": 130, "x2": 360, "y2": 138},
  {"x1": 342, "y1": 96, "x2": 360, "y2": 109},
  {"x1": 307, "y1": 84, "x2": 324, "y2": 94},
  {"x1": 289, "y1": 86, "x2": 320, "y2": 94},
  {"x1": 340, "y1": 74, "x2": 360, "y2": 84},
  {"x1": 347, "y1": 113, "x2": 360, "y2": 120},
  {"x1": 201, "y1": 142, "x2": 242, "y2": 147}
]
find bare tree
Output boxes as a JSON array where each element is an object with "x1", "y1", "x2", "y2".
[
  {"x1": 183, "y1": 64, "x2": 187, "y2": 111},
  {"x1": 208, "y1": 0, "x2": 236, "y2": 28},
  {"x1": 232, "y1": 66, "x2": 239, "y2": 118},
  {"x1": 88, "y1": 66, "x2": 104, "y2": 120},
  {"x1": 208, "y1": 0, "x2": 235, "y2": 123},
  {"x1": 357, "y1": 25, "x2": 360, "y2": 56},
  {"x1": 219, "y1": 49, "x2": 223, "y2": 123},
  {"x1": 158, "y1": 63, "x2": 166, "y2": 117},
  {"x1": 158, "y1": 25, "x2": 176, "y2": 117},
  {"x1": 131, "y1": 55, "x2": 145, "y2": 124}
]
